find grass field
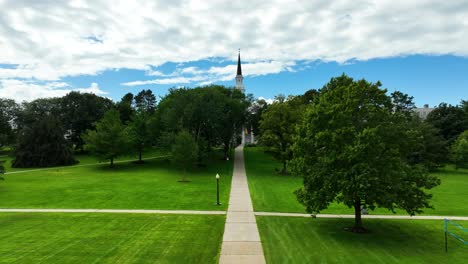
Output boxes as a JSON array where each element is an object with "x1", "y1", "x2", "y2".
[
  {"x1": 257, "y1": 216, "x2": 468, "y2": 264},
  {"x1": 0, "y1": 213, "x2": 225, "y2": 264},
  {"x1": 245, "y1": 147, "x2": 468, "y2": 216},
  {"x1": 0, "y1": 151, "x2": 233, "y2": 210}
]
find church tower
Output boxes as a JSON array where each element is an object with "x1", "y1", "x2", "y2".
[{"x1": 235, "y1": 51, "x2": 245, "y2": 93}]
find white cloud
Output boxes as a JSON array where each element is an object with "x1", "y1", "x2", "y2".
[
  {"x1": 0, "y1": 80, "x2": 106, "y2": 102},
  {"x1": 258, "y1": 96, "x2": 275, "y2": 105},
  {"x1": 123, "y1": 61, "x2": 295, "y2": 87},
  {"x1": 0, "y1": 0, "x2": 467, "y2": 95}
]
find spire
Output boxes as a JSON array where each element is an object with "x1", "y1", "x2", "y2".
[{"x1": 237, "y1": 49, "x2": 242, "y2": 76}]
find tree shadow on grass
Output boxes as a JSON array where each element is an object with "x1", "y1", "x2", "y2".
[{"x1": 304, "y1": 217, "x2": 466, "y2": 261}]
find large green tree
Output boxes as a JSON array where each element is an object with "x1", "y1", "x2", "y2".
[
  {"x1": 127, "y1": 111, "x2": 152, "y2": 163},
  {"x1": 426, "y1": 103, "x2": 468, "y2": 143},
  {"x1": 60, "y1": 92, "x2": 114, "y2": 152},
  {"x1": 157, "y1": 85, "x2": 249, "y2": 161},
  {"x1": 291, "y1": 75, "x2": 440, "y2": 232},
  {"x1": 259, "y1": 95, "x2": 304, "y2": 174},
  {"x1": 116, "y1": 93, "x2": 135, "y2": 125},
  {"x1": 83, "y1": 109, "x2": 130, "y2": 167},
  {"x1": 13, "y1": 115, "x2": 77, "y2": 168},
  {"x1": 0, "y1": 98, "x2": 20, "y2": 148},
  {"x1": 171, "y1": 131, "x2": 198, "y2": 182},
  {"x1": 450, "y1": 130, "x2": 468, "y2": 169}
]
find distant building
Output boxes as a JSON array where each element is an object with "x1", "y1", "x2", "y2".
[{"x1": 414, "y1": 104, "x2": 434, "y2": 119}]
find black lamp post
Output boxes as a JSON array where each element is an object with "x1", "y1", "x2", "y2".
[{"x1": 216, "y1": 173, "x2": 220, "y2": 205}]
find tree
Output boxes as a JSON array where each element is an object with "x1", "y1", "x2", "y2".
[
  {"x1": 259, "y1": 96, "x2": 303, "y2": 174},
  {"x1": 12, "y1": 115, "x2": 77, "y2": 168},
  {"x1": 291, "y1": 75, "x2": 440, "y2": 232},
  {"x1": 83, "y1": 109, "x2": 130, "y2": 167},
  {"x1": 450, "y1": 130, "x2": 468, "y2": 169},
  {"x1": 426, "y1": 103, "x2": 468, "y2": 143},
  {"x1": 60, "y1": 92, "x2": 114, "y2": 152},
  {"x1": 135, "y1": 89, "x2": 157, "y2": 114},
  {"x1": 0, "y1": 98, "x2": 20, "y2": 148},
  {"x1": 171, "y1": 131, "x2": 198, "y2": 182},
  {"x1": 127, "y1": 111, "x2": 151, "y2": 163},
  {"x1": 0, "y1": 160, "x2": 5, "y2": 181},
  {"x1": 116, "y1": 93, "x2": 135, "y2": 125}
]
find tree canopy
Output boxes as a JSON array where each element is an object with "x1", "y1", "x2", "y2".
[
  {"x1": 291, "y1": 75, "x2": 440, "y2": 232},
  {"x1": 426, "y1": 103, "x2": 468, "y2": 143},
  {"x1": 259, "y1": 95, "x2": 305, "y2": 174},
  {"x1": 450, "y1": 130, "x2": 468, "y2": 169},
  {"x1": 171, "y1": 130, "x2": 198, "y2": 182},
  {"x1": 12, "y1": 115, "x2": 77, "y2": 168},
  {"x1": 83, "y1": 109, "x2": 130, "y2": 167}
]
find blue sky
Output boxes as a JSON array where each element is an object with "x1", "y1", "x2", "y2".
[
  {"x1": 62, "y1": 55, "x2": 468, "y2": 107},
  {"x1": 1, "y1": 1, "x2": 467, "y2": 106}
]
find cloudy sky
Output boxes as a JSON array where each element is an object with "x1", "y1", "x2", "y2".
[{"x1": 0, "y1": 0, "x2": 467, "y2": 106}]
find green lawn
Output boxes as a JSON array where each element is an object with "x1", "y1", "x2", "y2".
[
  {"x1": 0, "y1": 151, "x2": 233, "y2": 210},
  {"x1": 245, "y1": 147, "x2": 468, "y2": 216},
  {"x1": 0, "y1": 148, "x2": 166, "y2": 172},
  {"x1": 257, "y1": 216, "x2": 468, "y2": 264},
  {"x1": 0, "y1": 213, "x2": 225, "y2": 264}
]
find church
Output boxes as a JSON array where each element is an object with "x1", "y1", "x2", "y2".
[{"x1": 235, "y1": 51, "x2": 255, "y2": 145}]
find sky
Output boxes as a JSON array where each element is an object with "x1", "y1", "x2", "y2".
[{"x1": 0, "y1": 0, "x2": 467, "y2": 107}]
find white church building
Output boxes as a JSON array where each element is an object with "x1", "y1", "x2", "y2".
[{"x1": 235, "y1": 52, "x2": 255, "y2": 145}]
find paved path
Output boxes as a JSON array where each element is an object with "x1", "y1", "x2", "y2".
[
  {"x1": 4, "y1": 155, "x2": 168, "y2": 175},
  {"x1": 219, "y1": 146, "x2": 266, "y2": 264},
  {"x1": 0, "y1": 208, "x2": 225, "y2": 215},
  {"x1": 255, "y1": 212, "x2": 468, "y2": 221}
]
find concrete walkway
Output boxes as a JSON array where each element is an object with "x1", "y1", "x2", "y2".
[
  {"x1": 219, "y1": 146, "x2": 266, "y2": 264},
  {"x1": 4, "y1": 155, "x2": 168, "y2": 175},
  {"x1": 0, "y1": 208, "x2": 225, "y2": 215},
  {"x1": 255, "y1": 212, "x2": 468, "y2": 221}
]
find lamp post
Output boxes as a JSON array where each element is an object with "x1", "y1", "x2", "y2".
[{"x1": 216, "y1": 173, "x2": 220, "y2": 206}]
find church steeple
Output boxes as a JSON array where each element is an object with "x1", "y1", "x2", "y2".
[
  {"x1": 237, "y1": 51, "x2": 242, "y2": 75},
  {"x1": 235, "y1": 50, "x2": 244, "y2": 93}
]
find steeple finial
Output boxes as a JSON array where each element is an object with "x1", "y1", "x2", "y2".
[{"x1": 237, "y1": 49, "x2": 242, "y2": 76}]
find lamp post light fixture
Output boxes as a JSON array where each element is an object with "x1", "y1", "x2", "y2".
[{"x1": 216, "y1": 173, "x2": 220, "y2": 206}]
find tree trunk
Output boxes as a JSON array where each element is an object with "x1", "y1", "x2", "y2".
[
  {"x1": 281, "y1": 161, "x2": 287, "y2": 175},
  {"x1": 110, "y1": 157, "x2": 114, "y2": 167},
  {"x1": 139, "y1": 150, "x2": 142, "y2": 162},
  {"x1": 224, "y1": 144, "x2": 229, "y2": 160},
  {"x1": 352, "y1": 198, "x2": 367, "y2": 233}
]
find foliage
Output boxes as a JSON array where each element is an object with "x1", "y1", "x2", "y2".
[
  {"x1": 0, "y1": 160, "x2": 4, "y2": 181},
  {"x1": 60, "y1": 92, "x2": 114, "y2": 152},
  {"x1": 426, "y1": 103, "x2": 468, "y2": 143},
  {"x1": 291, "y1": 75, "x2": 440, "y2": 231},
  {"x1": 259, "y1": 95, "x2": 304, "y2": 174},
  {"x1": 246, "y1": 98, "x2": 269, "y2": 137},
  {"x1": 134, "y1": 89, "x2": 157, "y2": 114},
  {"x1": 12, "y1": 115, "x2": 77, "y2": 168},
  {"x1": 171, "y1": 131, "x2": 198, "y2": 182},
  {"x1": 116, "y1": 92, "x2": 135, "y2": 124},
  {"x1": 406, "y1": 117, "x2": 448, "y2": 170},
  {"x1": 450, "y1": 130, "x2": 468, "y2": 169},
  {"x1": 83, "y1": 109, "x2": 130, "y2": 167},
  {"x1": 0, "y1": 98, "x2": 20, "y2": 148},
  {"x1": 157, "y1": 85, "x2": 249, "y2": 160},
  {"x1": 127, "y1": 111, "x2": 152, "y2": 163}
]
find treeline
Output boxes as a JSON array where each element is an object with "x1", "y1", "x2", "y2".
[
  {"x1": 0, "y1": 85, "x2": 250, "y2": 168},
  {"x1": 256, "y1": 76, "x2": 468, "y2": 173},
  {"x1": 253, "y1": 74, "x2": 467, "y2": 231}
]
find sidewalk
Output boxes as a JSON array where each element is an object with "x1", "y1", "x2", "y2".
[{"x1": 219, "y1": 146, "x2": 266, "y2": 264}]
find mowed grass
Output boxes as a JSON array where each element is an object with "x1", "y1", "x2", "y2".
[
  {"x1": 245, "y1": 147, "x2": 468, "y2": 216},
  {"x1": 0, "y1": 151, "x2": 233, "y2": 210},
  {"x1": 0, "y1": 213, "x2": 225, "y2": 264},
  {"x1": 257, "y1": 216, "x2": 468, "y2": 264},
  {"x1": 0, "y1": 148, "x2": 166, "y2": 172}
]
